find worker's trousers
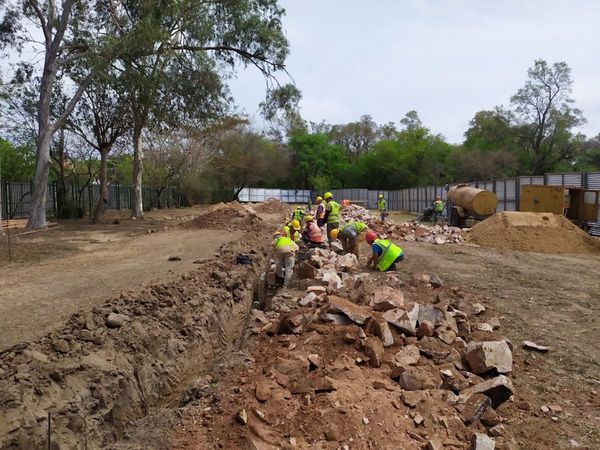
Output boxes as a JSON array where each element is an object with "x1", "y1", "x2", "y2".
[{"x1": 275, "y1": 252, "x2": 295, "y2": 286}]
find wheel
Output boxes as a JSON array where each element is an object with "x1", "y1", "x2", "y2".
[{"x1": 450, "y1": 208, "x2": 460, "y2": 227}]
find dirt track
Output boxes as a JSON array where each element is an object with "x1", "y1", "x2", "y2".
[{"x1": 0, "y1": 221, "x2": 240, "y2": 351}]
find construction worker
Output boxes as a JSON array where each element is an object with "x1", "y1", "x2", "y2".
[
  {"x1": 377, "y1": 194, "x2": 387, "y2": 221},
  {"x1": 339, "y1": 221, "x2": 368, "y2": 257},
  {"x1": 432, "y1": 196, "x2": 444, "y2": 224},
  {"x1": 273, "y1": 232, "x2": 299, "y2": 286},
  {"x1": 291, "y1": 206, "x2": 304, "y2": 223},
  {"x1": 283, "y1": 220, "x2": 301, "y2": 242},
  {"x1": 322, "y1": 192, "x2": 340, "y2": 244},
  {"x1": 365, "y1": 231, "x2": 404, "y2": 272},
  {"x1": 315, "y1": 196, "x2": 325, "y2": 227},
  {"x1": 302, "y1": 215, "x2": 326, "y2": 248}
]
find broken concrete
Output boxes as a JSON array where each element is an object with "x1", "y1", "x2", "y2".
[{"x1": 466, "y1": 341, "x2": 513, "y2": 374}]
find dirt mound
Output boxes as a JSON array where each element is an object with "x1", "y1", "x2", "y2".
[
  {"x1": 466, "y1": 211, "x2": 600, "y2": 254},
  {"x1": 0, "y1": 235, "x2": 270, "y2": 449},
  {"x1": 187, "y1": 201, "x2": 262, "y2": 231},
  {"x1": 253, "y1": 198, "x2": 291, "y2": 215}
]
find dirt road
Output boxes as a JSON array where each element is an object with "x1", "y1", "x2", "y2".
[{"x1": 0, "y1": 225, "x2": 240, "y2": 351}]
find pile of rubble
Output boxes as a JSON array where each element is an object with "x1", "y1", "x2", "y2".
[
  {"x1": 183, "y1": 247, "x2": 518, "y2": 449},
  {"x1": 372, "y1": 221, "x2": 465, "y2": 245},
  {"x1": 340, "y1": 203, "x2": 375, "y2": 222}
]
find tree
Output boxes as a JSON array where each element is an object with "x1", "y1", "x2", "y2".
[
  {"x1": 510, "y1": 60, "x2": 586, "y2": 174},
  {"x1": 107, "y1": 0, "x2": 291, "y2": 218},
  {"x1": 0, "y1": 138, "x2": 36, "y2": 181},
  {"x1": 1, "y1": 0, "x2": 112, "y2": 228},
  {"x1": 330, "y1": 115, "x2": 379, "y2": 158},
  {"x1": 463, "y1": 108, "x2": 517, "y2": 153}
]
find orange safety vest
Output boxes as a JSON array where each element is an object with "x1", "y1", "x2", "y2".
[{"x1": 306, "y1": 221, "x2": 324, "y2": 243}]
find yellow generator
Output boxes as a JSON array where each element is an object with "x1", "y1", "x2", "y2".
[{"x1": 519, "y1": 185, "x2": 599, "y2": 231}]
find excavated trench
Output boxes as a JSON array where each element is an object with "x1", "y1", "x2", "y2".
[{"x1": 0, "y1": 237, "x2": 271, "y2": 450}]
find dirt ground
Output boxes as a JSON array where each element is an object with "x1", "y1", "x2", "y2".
[{"x1": 0, "y1": 207, "x2": 242, "y2": 351}]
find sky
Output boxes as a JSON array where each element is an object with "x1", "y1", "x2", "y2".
[{"x1": 228, "y1": 0, "x2": 600, "y2": 143}]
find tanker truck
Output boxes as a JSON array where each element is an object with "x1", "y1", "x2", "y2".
[{"x1": 447, "y1": 184, "x2": 497, "y2": 228}]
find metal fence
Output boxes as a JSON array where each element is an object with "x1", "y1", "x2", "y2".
[
  {"x1": 1, "y1": 181, "x2": 182, "y2": 219},
  {"x1": 238, "y1": 171, "x2": 600, "y2": 236}
]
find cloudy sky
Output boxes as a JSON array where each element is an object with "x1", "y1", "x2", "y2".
[{"x1": 229, "y1": 0, "x2": 600, "y2": 143}]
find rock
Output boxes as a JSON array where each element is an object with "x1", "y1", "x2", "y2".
[
  {"x1": 394, "y1": 345, "x2": 420, "y2": 367},
  {"x1": 370, "y1": 286, "x2": 404, "y2": 311},
  {"x1": 475, "y1": 323, "x2": 493, "y2": 332},
  {"x1": 321, "y1": 313, "x2": 353, "y2": 326},
  {"x1": 419, "y1": 336, "x2": 451, "y2": 360},
  {"x1": 364, "y1": 336, "x2": 385, "y2": 368},
  {"x1": 330, "y1": 241, "x2": 344, "y2": 252},
  {"x1": 471, "y1": 433, "x2": 495, "y2": 450},
  {"x1": 325, "y1": 424, "x2": 340, "y2": 441},
  {"x1": 313, "y1": 376, "x2": 337, "y2": 393},
  {"x1": 53, "y1": 339, "x2": 70, "y2": 353},
  {"x1": 362, "y1": 417, "x2": 370, "y2": 425},
  {"x1": 105, "y1": 313, "x2": 128, "y2": 329},
  {"x1": 384, "y1": 303, "x2": 419, "y2": 336},
  {"x1": 299, "y1": 292, "x2": 318, "y2": 307},
  {"x1": 488, "y1": 424, "x2": 505, "y2": 437},
  {"x1": 307, "y1": 354, "x2": 320, "y2": 369},
  {"x1": 418, "y1": 304, "x2": 446, "y2": 327},
  {"x1": 273, "y1": 355, "x2": 309, "y2": 376},
  {"x1": 459, "y1": 375, "x2": 514, "y2": 408},
  {"x1": 250, "y1": 309, "x2": 269, "y2": 324},
  {"x1": 411, "y1": 273, "x2": 431, "y2": 285},
  {"x1": 401, "y1": 391, "x2": 425, "y2": 407},
  {"x1": 168, "y1": 255, "x2": 182, "y2": 261},
  {"x1": 459, "y1": 393, "x2": 491, "y2": 425},
  {"x1": 369, "y1": 318, "x2": 394, "y2": 347},
  {"x1": 480, "y1": 406, "x2": 502, "y2": 427},
  {"x1": 436, "y1": 328, "x2": 457, "y2": 345},
  {"x1": 277, "y1": 311, "x2": 311, "y2": 334},
  {"x1": 328, "y1": 295, "x2": 372, "y2": 325},
  {"x1": 466, "y1": 341, "x2": 513, "y2": 374},
  {"x1": 430, "y1": 274, "x2": 443, "y2": 288},
  {"x1": 412, "y1": 412, "x2": 424, "y2": 426},
  {"x1": 77, "y1": 330, "x2": 95, "y2": 342},
  {"x1": 307, "y1": 286, "x2": 327, "y2": 293},
  {"x1": 255, "y1": 381, "x2": 272, "y2": 402},
  {"x1": 451, "y1": 299, "x2": 485, "y2": 316},
  {"x1": 541, "y1": 405, "x2": 550, "y2": 413},
  {"x1": 236, "y1": 408, "x2": 248, "y2": 425},
  {"x1": 522, "y1": 341, "x2": 550, "y2": 353},
  {"x1": 398, "y1": 372, "x2": 423, "y2": 391},
  {"x1": 489, "y1": 317, "x2": 501, "y2": 330},
  {"x1": 440, "y1": 369, "x2": 453, "y2": 378},
  {"x1": 517, "y1": 400, "x2": 530, "y2": 410},
  {"x1": 417, "y1": 320, "x2": 435, "y2": 338},
  {"x1": 337, "y1": 253, "x2": 359, "y2": 272},
  {"x1": 426, "y1": 439, "x2": 444, "y2": 450}
]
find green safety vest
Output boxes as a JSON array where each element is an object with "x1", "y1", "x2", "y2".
[
  {"x1": 275, "y1": 236, "x2": 295, "y2": 249},
  {"x1": 283, "y1": 225, "x2": 299, "y2": 242},
  {"x1": 434, "y1": 200, "x2": 444, "y2": 212},
  {"x1": 343, "y1": 221, "x2": 366, "y2": 235},
  {"x1": 372, "y1": 238, "x2": 403, "y2": 272},
  {"x1": 326, "y1": 201, "x2": 340, "y2": 224},
  {"x1": 377, "y1": 199, "x2": 386, "y2": 211},
  {"x1": 293, "y1": 209, "x2": 304, "y2": 221}
]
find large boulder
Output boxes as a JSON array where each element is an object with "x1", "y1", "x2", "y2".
[
  {"x1": 466, "y1": 341, "x2": 513, "y2": 374},
  {"x1": 327, "y1": 295, "x2": 372, "y2": 325}
]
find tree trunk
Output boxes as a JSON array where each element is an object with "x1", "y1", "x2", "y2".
[
  {"x1": 93, "y1": 147, "x2": 110, "y2": 223},
  {"x1": 27, "y1": 129, "x2": 53, "y2": 228},
  {"x1": 131, "y1": 126, "x2": 144, "y2": 219}
]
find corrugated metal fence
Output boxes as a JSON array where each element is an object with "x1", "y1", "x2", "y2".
[
  {"x1": 1, "y1": 182, "x2": 182, "y2": 219},
  {"x1": 239, "y1": 171, "x2": 600, "y2": 236}
]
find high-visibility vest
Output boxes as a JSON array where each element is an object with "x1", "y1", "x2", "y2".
[
  {"x1": 377, "y1": 199, "x2": 386, "y2": 211},
  {"x1": 275, "y1": 236, "x2": 298, "y2": 253},
  {"x1": 434, "y1": 200, "x2": 444, "y2": 212},
  {"x1": 283, "y1": 225, "x2": 299, "y2": 242},
  {"x1": 372, "y1": 238, "x2": 403, "y2": 272},
  {"x1": 342, "y1": 221, "x2": 366, "y2": 238},
  {"x1": 293, "y1": 208, "x2": 304, "y2": 221},
  {"x1": 326, "y1": 201, "x2": 340, "y2": 224},
  {"x1": 306, "y1": 221, "x2": 324, "y2": 243}
]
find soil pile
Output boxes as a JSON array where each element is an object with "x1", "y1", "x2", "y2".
[
  {"x1": 0, "y1": 235, "x2": 270, "y2": 449},
  {"x1": 254, "y1": 198, "x2": 291, "y2": 215},
  {"x1": 466, "y1": 211, "x2": 600, "y2": 254},
  {"x1": 188, "y1": 201, "x2": 262, "y2": 231},
  {"x1": 171, "y1": 248, "x2": 519, "y2": 450}
]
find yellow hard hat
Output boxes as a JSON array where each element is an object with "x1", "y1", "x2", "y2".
[
  {"x1": 324, "y1": 192, "x2": 333, "y2": 200},
  {"x1": 291, "y1": 220, "x2": 301, "y2": 231},
  {"x1": 316, "y1": 196, "x2": 323, "y2": 202},
  {"x1": 330, "y1": 228, "x2": 339, "y2": 240},
  {"x1": 305, "y1": 215, "x2": 314, "y2": 222}
]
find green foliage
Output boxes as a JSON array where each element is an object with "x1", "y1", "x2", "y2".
[
  {"x1": 0, "y1": 138, "x2": 35, "y2": 181},
  {"x1": 108, "y1": 154, "x2": 134, "y2": 185}
]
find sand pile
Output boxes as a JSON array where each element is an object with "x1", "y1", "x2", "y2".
[
  {"x1": 466, "y1": 211, "x2": 600, "y2": 254},
  {"x1": 189, "y1": 202, "x2": 262, "y2": 231},
  {"x1": 253, "y1": 198, "x2": 291, "y2": 215}
]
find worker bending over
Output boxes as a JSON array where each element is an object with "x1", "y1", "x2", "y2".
[
  {"x1": 365, "y1": 231, "x2": 404, "y2": 272},
  {"x1": 302, "y1": 215, "x2": 326, "y2": 248},
  {"x1": 377, "y1": 194, "x2": 387, "y2": 221},
  {"x1": 273, "y1": 232, "x2": 299, "y2": 286},
  {"x1": 291, "y1": 206, "x2": 304, "y2": 224},
  {"x1": 339, "y1": 221, "x2": 367, "y2": 257},
  {"x1": 283, "y1": 220, "x2": 301, "y2": 242},
  {"x1": 315, "y1": 196, "x2": 325, "y2": 227},
  {"x1": 322, "y1": 192, "x2": 340, "y2": 244}
]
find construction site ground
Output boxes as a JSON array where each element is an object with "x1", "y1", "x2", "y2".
[{"x1": 0, "y1": 204, "x2": 599, "y2": 449}]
